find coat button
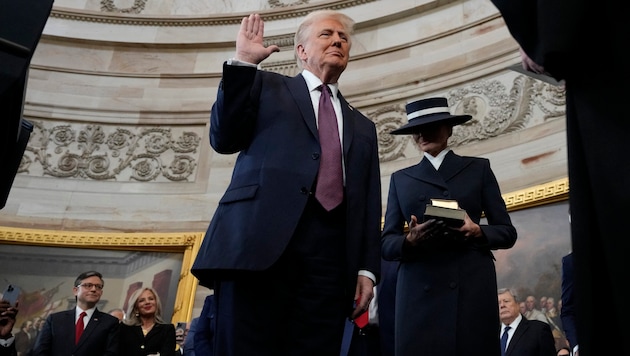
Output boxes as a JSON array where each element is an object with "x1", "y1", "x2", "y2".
[
  {"x1": 423, "y1": 285, "x2": 431, "y2": 292},
  {"x1": 442, "y1": 191, "x2": 449, "y2": 197},
  {"x1": 449, "y1": 282, "x2": 457, "y2": 289},
  {"x1": 141, "y1": 345, "x2": 145, "y2": 349},
  {"x1": 312, "y1": 153, "x2": 320, "y2": 160},
  {"x1": 300, "y1": 187, "x2": 309, "y2": 195}
]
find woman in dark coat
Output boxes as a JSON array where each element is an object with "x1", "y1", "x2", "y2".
[
  {"x1": 381, "y1": 97, "x2": 517, "y2": 356},
  {"x1": 119, "y1": 287, "x2": 176, "y2": 356}
]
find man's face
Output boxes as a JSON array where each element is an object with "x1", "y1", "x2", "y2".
[
  {"x1": 498, "y1": 292, "x2": 520, "y2": 324},
  {"x1": 73, "y1": 275, "x2": 103, "y2": 309},
  {"x1": 525, "y1": 296, "x2": 536, "y2": 311},
  {"x1": 297, "y1": 18, "x2": 350, "y2": 78}
]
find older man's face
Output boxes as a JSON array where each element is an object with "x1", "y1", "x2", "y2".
[{"x1": 498, "y1": 291, "x2": 520, "y2": 324}]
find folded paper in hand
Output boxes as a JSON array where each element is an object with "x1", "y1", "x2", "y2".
[{"x1": 423, "y1": 199, "x2": 465, "y2": 228}]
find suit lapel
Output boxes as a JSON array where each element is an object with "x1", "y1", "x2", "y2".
[
  {"x1": 402, "y1": 158, "x2": 447, "y2": 189},
  {"x1": 338, "y1": 91, "x2": 355, "y2": 159},
  {"x1": 286, "y1": 74, "x2": 318, "y2": 139},
  {"x1": 437, "y1": 151, "x2": 472, "y2": 181},
  {"x1": 506, "y1": 320, "x2": 528, "y2": 355},
  {"x1": 77, "y1": 309, "x2": 102, "y2": 348}
]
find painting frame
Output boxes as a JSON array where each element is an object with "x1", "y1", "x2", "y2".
[
  {"x1": 502, "y1": 177, "x2": 568, "y2": 212},
  {"x1": 0, "y1": 226, "x2": 203, "y2": 324}
]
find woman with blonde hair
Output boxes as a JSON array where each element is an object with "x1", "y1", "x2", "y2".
[{"x1": 119, "y1": 287, "x2": 176, "y2": 356}]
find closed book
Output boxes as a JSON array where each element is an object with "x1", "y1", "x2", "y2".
[{"x1": 423, "y1": 203, "x2": 465, "y2": 228}]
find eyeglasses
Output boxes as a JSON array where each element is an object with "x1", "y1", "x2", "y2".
[{"x1": 77, "y1": 283, "x2": 103, "y2": 290}]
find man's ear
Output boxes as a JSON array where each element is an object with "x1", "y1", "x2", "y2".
[{"x1": 296, "y1": 44, "x2": 307, "y2": 60}]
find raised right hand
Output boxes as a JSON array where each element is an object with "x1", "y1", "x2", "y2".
[{"x1": 235, "y1": 13, "x2": 280, "y2": 65}]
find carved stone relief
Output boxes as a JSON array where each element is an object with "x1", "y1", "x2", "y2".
[
  {"x1": 268, "y1": 0, "x2": 310, "y2": 8},
  {"x1": 101, "y1": 0, "x2": 147, "y2": 14},
  {"x1": 373, "y1": 75, "x2": 566, "y2": 162},
  {"x1": 18, "y1": 122, "x2": 202, "y2": 182}
]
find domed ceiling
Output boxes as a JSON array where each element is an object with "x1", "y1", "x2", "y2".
[{"x1": 1, "y1": 0, "x2": 567, "y2": 232}]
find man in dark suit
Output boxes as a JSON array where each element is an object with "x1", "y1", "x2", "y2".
[
  {"x1": 32, "y1": 271, "x2": 119, "y2": 356},
  {"x1": 191, "y1": 10, "x2": 382, "y2": 355},
  {"x1": 381, "y1": 97, "x2": 517, "y2": 355},
  {"x1": 488, "y1": 1, "x2": 629, "y2": 354},
  {"x1": 560, "y1": 252, "x2": 577, "y2": 355},
  {"x1": 0, "y1": 300, "x2": 18, "y2": 356},
  {"x1": 190, "y1": 295, "x2": 214, "y2": 356},
  {"x1": 498, "y1": 288, "x2": 556, "y2": 356}
]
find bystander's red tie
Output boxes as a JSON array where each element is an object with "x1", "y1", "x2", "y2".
[{"x1": 75, "y1": 311, "x2": 86, "y2": 345}]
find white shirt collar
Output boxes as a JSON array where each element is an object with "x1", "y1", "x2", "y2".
[
  {"x1": 302, "y1": 69, "x2": 339, "y2": 99},
  {"x1": 423, "y1": 148, "x2": 451, "y2": 170}
]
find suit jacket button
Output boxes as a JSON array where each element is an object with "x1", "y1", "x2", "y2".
[
  {"x1": 300, "y1": 187, "x2": 309, "y2": 194},
  {"x1": 141, "y1": 345, "x2": 145, "y2": 349},
  {"x1": 312, "y1": 153, "x2": 319, "y2": 160},
  {"x1": 423, "y1": 285, "x2": 431, "y2": 292},
  {"x1": 442, "y1": 191, "x2": 449, "y2": 197},
  {"x1": 449, "y1": 282, "x2": 457, "y2": 289}
]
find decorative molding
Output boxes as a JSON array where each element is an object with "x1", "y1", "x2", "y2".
[
  {"x1": 268, "y1": 0, "x2": 310, "y2": 8},
  {"x1": 101, "y1": 0, "x2": 147, "y2": 14},
  {"x1": 18, "y1": 121, "x2": 202, "y2": 182},
  {"x1": 502, "y1": 177, "x2": 569, "y2": 211},
  {"x1": 375, "y1": 75, "x2": 566, "y2": 162},
  {"x1": 261, "y1": 59, "x2": 300, "y2": 76},
  {"x1": 53, "y1": 0, "x2": 376, "y2": 26},
  {"x1": 368, "y1": 104, "x2": 409, "y2": 162}
]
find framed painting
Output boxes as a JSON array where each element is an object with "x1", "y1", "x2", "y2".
[
  {"x1": 494, "y1": 177, "x2": 570, "y2": 348},
  {"x1": 0, "y1": 227, "x2": 203, "y2": 329}
]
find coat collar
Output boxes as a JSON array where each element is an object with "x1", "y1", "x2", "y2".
[{"x1": 402, "y1": 151, "x2": 471, "y2": 187}]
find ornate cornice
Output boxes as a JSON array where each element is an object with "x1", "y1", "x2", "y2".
[
  {"x1": 18, "y1": 121, "x2": 202, "y2": 182},
  {"x1": 50, "y1": 0, "x2": 376, "y2": 27},
  {"x1": 374, "y1": 75, "x2": 566, "y2": 162},
  {"x1": 502, "y1": 177, "x2": 569, "y2": 211}
]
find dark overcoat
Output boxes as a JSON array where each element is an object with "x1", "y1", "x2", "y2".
[{"x1": 381, "y1": 151, "x2": 517, "y2": 356}]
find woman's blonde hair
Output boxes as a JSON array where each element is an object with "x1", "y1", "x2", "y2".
[{"x1": 123, "y1": 287, "x2": 166, "y2": 326}]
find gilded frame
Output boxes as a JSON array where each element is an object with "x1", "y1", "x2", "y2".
[
  {"x1": 502, "y1": 177, "x2": 569, "y2": 212},
  {"x1": 0, "y1": 227, "x2": 203, "y2": 324}
]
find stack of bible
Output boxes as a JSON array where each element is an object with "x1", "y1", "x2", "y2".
[{"x1": 423, "y1": 199, "x2": 466, "y2": 228}]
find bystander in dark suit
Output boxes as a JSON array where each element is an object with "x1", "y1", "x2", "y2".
[
  {"x1": 0, "y1": 300, "x2": 18, "y2": 356},
  {"x1": 190, "y1": 9, "x2": 382, "y2": 356},
  {"x1": 488, "y1": 1, "x2": 630, "y2": 354},
  {"x1": 382, "y1": 97, "x2": 517, "y2": 356},
  {"x1": 560, "y1": 252, "x2": 577, "y2": 355},
  {"x1": 32, "y1": 271, "x2": 119, "y2": 356},
  {"x1": 498, "y1": 288, "x2": 556, "y2": 356},
  {"x1": 191, "y1": 295, "x2": 214, "y2": 356}
]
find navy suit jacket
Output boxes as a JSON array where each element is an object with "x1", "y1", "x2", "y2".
[
  {"x1": 191, "y1": 64, "x2": 382, "y2": 297},
  {"x1": 505, "y1": 318, "x2": 557, "y2": 356},
  {"x1": 32, "y1": 309, "x2": 119, "y2": 356},
  {"x1": 560, "y1": 252, "x2": 577, "y2": 348}
]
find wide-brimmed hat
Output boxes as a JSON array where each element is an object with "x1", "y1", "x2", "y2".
[{"x1": 390, "y1": 97, "x2": 472, "y2": 135}]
